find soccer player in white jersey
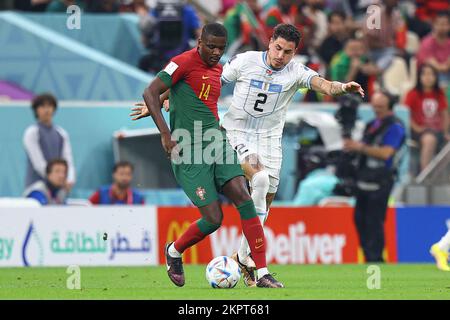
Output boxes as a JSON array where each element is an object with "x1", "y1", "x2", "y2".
[
  {"x1": 221, "y1": 24, "x2": 365, "y2": 286},
  {"x1": 430, "y1": 230, "x2": 450, "y2": 271}
]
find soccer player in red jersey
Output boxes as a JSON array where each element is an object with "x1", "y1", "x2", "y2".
[{"x1": 132, "y1": 23, "x2": 283, "y2": 288}]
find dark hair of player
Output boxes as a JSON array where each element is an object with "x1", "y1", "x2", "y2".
[
  {"x1": 31, "y1": 93, "x2": 58, "y2": 119},
  {"x1": 415, "y1": 63, "x2": 441, "y2": 94},
  {"x1": 272, "y1": 24, "x2": 302, "y2": 48},
  {"x1": 201, "y1": 23, "x2": 228, "y2": 40},
  {"x1": 328, "y1": 10, "x2": 346, "y2": 23},
  {"x1": 113, "y1": 161, "x2": 134, "y2": 173},
  {"x1": 46, "y1": 158, "x2": 68, "y2": 175}
]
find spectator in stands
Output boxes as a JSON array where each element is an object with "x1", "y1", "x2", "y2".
[
  {"x1": 23, "y1": 93, "x2": 76, "y2": 189},
  {"x1": 338, "y1": 0, "x2": 373, "y2": 22},
  {"x1": 317, "y1": 10, "x2": 348, "y2": 67},
  {"x1": 400, "y1": 0, "x2": 431, "y2": 39},
  {"x1": 14, "y1": 0, "x2": 52, "y2": 11},
  {"x1": 23, "y1": 159, "x2": 69, "y2": 205},
  {"x1": 119, "y1": 0, "x2": 147, "y2": 13},
  {"x1": 302, "y1": 0, "x2": 328, "y2": 50},
  {"x1": 362, "y1": 0, "x2": 407, "y2": 74},
  {"x1": 89, "y1": 161, "x2": 145, "y2": 205},
  {"x1": 416, "y1": 12, "x2": 450, "y2": 88},
  {"x1": 264, "y1": 0, "x2": 314, "y2": 55},
  {"x1": 46, "y1": 0, "x2": 85, "y2": 12},
  {"x1": 344, "y1": 90, "x2": 406, "y2": 262},
  {"x1": 138, "y1": 0, "x2": 201, "y2": 73},
  {"x1": 85, "y1": 0, "x2": 119, "y2": 13},
  {"x1": 221, "y1": 0, "x2": 237, "y2": 15},
  {"x1": 329, "y1": 37, "x2": 377, "y2": 101},
  {"x1": 415, "y1": 0, "x2": 449, "y2": 25},
  {"x1": 404, "y1": 64, "x2": 450, "y2": 172},
  {"x1": 223, "y1": 0, "x2": 268, "y2": 55}
]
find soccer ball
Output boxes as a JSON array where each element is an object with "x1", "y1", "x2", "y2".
[{"x1": 205, "y1": 256, "x2": 241, "y2": 288}]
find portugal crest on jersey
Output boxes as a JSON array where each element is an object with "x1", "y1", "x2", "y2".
[{"x1": 196, "y1": 187, "x2": 206, "y2": 201}]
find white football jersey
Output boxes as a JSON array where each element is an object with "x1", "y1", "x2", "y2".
[{"x1": 221, "y1": 51, "x2": 319, "y2": 138}]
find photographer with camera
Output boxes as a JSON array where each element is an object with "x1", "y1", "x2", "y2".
[{"x1": 343, "y1": 90, "x2": 405, "y2": 262}]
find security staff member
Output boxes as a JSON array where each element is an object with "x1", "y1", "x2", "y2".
[{"x1": 343, "y1": 90, "x2": 406, "y2": 262}]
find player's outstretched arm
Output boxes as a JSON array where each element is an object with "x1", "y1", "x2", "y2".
[
  {"x1": 310, "y1": 76, "x2": 365, "y2": 98},
  {"x1": 130, "y1": 90, "x2": 170, "y2": 121},
  {"x1": 142, "y1": 80, "x2": 177, "y2": 156}
]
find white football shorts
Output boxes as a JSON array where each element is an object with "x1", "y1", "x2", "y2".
[{"x1": 226, "y1": 130, "x2": 282, "y2": 193}]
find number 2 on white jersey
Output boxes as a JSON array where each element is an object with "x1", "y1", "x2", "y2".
[{"x1": 244, "y1": 79, "x2": 282, "y2": 118}]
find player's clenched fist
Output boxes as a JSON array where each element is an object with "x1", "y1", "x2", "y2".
[{"x1": 161, "y1": 132, "x2": 179, "y2": 160}]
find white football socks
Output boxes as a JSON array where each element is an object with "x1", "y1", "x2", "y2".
[{"x1": 257, "y1": 268, "x2": 269, "y2": 279}]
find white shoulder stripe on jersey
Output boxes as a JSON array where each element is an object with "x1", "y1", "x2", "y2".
[{"x1": 307, "y1": 73, "x2": 319, "y2": 90}]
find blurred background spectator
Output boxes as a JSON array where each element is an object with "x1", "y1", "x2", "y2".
[
  {"x1": 264, "y1": 0, "x2": 314, "y2": 55},
  {"x1": 23, "y1": 93, "x2": 76, "y2": 190},
  {"x1": 85, "y1": 0, "x2": 120, "y2": 13},
  {"x1": 46, "y1": 0, "x2": 85, "y2": 12},
  {"x1": 415, "y1": 0, "x2": 449, "y2": 25},
  {"x1": 223, "y1": 0, "x2": 268, "y2": 55},
  {"x1": 23, "y1": 159, "x2": 69, "y2": 205},
  {"x1": 303, "y1": 0, "x2": 328, "y2": 51},
  {"x1": 316, "y1": 10, "x2": 348, "y2": 69},
  {"x1": 89, "y1": 161, "x2": 145, "y2": 205},
  {"x1": 119, "y1": 0, "x2": 148, "y2": 13},
  {"x1": 13, "y1": 0, "x2": 52, "y2": 11},
  {"x1": 362, "y1": 0, "x2": 407, "y2": 79},
  {"x1": 404, "y1": 63, "x2": 449, "y2": 173},
  {"x1": 416, "y1": 12, "x2": 450, "y2": 88},
  {"x1": 138, "y1": 0, "x2": 201, "y2": 73},
  {"x1": 329, "y1": 37, "x2": 377, "y2": 102}
]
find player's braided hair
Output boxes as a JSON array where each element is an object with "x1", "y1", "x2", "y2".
[
  {"x1": 201, "y1": 22, "x2": 228, "y2": 40},
  {"x1": 272, "y1": 24, "x2": 301, "y2": 48}
]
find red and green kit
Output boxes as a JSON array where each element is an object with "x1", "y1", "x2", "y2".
[{"x1": 157, "y1": 48, "x2": 243, "y2": 207}]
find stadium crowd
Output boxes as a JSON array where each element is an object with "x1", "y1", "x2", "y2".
[{"x1": 0, "y1": 0, "x2": 449, "y2": 206}]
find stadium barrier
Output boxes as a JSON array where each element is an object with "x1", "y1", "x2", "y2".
[
  {"x1": 0, "y1": 206, "x2": 158, "y2": 267},
  {"x1": 158, "y1": 206, "x2": 398, "y2": 265},
  {"x1": 2, "y1": 205, "x2": 446, "y2": 267}
]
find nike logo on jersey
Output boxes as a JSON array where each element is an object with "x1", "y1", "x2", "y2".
[{"x1": 202, "y1": 76, "x2": 209, "y2": 80}]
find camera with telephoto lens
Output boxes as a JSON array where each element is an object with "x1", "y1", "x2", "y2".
[{"x1": 332, "y1": 94, "x2": 362, "y2": 197}]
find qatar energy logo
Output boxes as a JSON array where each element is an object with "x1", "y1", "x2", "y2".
[{"x1": 22, "y1": 222, "x2": 44, "y2": 266}]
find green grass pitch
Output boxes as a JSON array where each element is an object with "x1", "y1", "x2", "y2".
[{"x1": 0, "y1": 264, "x2": 448, "y2": 300}]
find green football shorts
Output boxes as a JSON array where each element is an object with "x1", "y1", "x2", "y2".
[{"x1": 171, "y1": 136, "x2": 244, "y2": 207}]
